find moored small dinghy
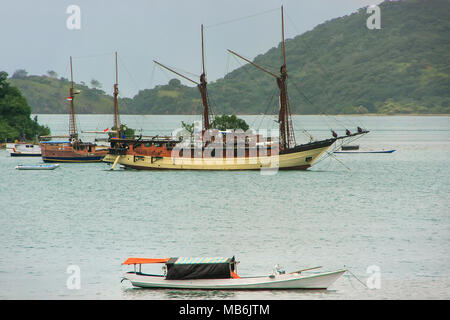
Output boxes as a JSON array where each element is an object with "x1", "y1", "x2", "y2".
[
  {"x1": 15, "y1": 164, "x2": 60, "y2": 170},
  {"x1": 334, "y1": 144, "x2": 395, "y2": 154},
  {"x1": 121, "y1": 257, "x2": 346, "y2": 290}
]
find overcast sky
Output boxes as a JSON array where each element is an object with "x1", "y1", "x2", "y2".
[{"x1": 0, "y1": 0, "x2": 383, "y2": 97}]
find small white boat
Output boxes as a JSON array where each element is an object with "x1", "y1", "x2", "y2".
[
  {"x1": 15, "y1": 164, "x2": 60, "y2": 170},
  {"x1": 8, "y1": 143, "x2": 41, "y2": 157},
  {"x1": 334, "y1": 149, "x2": 395, "y2": 154},
  {"x1": 121, "y1": 257, "x2": 346, "y2": 290},
  {"x1": 334, "y1": 144, "x2": 395, "y2": 154}
]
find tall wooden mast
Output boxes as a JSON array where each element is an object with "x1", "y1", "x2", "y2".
[
  {"x1": 277, "y1": 5, "x2": 295, "y2": 150},
  {"x1": 199, "y1": 24, "x2": 210, "y2": 131},
  {"x1": 113, "y1": 51, "x2": 120, "y2": 138},
  {"x1": 153, "y1": 24, "x2": 211, "y2": 131},
  {"x1": 227, "y1": 6, "x2": 296, "y2": 150},
  {"x1": 68, "y1": 56, "x2": 77, "y2": 138}
]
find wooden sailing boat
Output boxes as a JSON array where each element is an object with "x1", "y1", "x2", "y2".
[
  {"x1": 40, "y1": 57, "x2": 108, "y2": 162},
  {"x1": 106, "y1": 7, "x2": 368, "y2": 170}
]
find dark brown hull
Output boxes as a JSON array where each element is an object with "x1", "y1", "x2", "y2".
[{"x1": 40, "y1": 142, "x2": 108, "y2": 163}]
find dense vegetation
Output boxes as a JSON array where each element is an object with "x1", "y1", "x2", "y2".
[
  {"x1": 109, "y1": 124, "x2": 135, "y2": 139},
  {"x1": 9, "y1": 70, "x2": 114, "y2": 114},
  {"x1": 9, "y1": 0, "x2": 450, "y2": 115},
  {"x1": 0, "y1": 72, "x2": 50, "y2": 142},
  {"x1": 205, "y1": 0, "x2": 449, "y2": 115},
  {"x1": 180, "y1": 114, "x2": 250, "y2": 134},
  {"x1": 210, "y1": 115, "x2": 250, "y2": 131}
]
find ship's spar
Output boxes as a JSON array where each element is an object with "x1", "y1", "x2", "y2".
[
  {"x1": 228, "y1": 5, "x2": 368, "y2": 156},
  {"x1": 227, "y1": 6, "x2": 297, "y2": 151},
  {"x1": 154, "y1": 24, "x2": 212, "y2": 132}
]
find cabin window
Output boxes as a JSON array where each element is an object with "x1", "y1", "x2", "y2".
[
  {"x1": 305, "y1": 156, "x2": 312, "y2": 162},
  {"x1": 155, "y1": 143, "x2": 162, "y2": 147},
  {"x1": 144, "y1": 142, "x2": 152, "y2": 147}
]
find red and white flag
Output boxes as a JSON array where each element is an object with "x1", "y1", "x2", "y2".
[
  {"x1": 103, "y1": 128, "x2": 109, "y2": 132},
  {"x1": 66, "y1": 96, "x2": 73, "y2": 101}
]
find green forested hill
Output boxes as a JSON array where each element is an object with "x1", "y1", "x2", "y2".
[
  {"x1": 206, "y1": 0, "x2": 450, "y2": 115},
  {"x1": 9, "y1": 75, "x2": 115, "y2": 114},
  {"x1": 8, "y1": 0, "x2": 450, "y2": 115}
]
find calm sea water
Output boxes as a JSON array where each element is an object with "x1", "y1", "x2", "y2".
[{"x1": 0, "y1": 115, "x2": 449, "y2": 299}]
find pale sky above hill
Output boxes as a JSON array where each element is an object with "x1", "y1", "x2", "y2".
[{"x1": 0, "y1": 0, "x2": 383, "y2": 97}]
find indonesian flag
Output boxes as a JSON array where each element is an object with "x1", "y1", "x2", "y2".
[{"x1": 67, "y1": 96, "x2": 73, "y2": 101}]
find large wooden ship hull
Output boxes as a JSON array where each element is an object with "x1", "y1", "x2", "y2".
[
  {"x1": 41, "y1": 141, "x2": 108, "y2": 163},
  {"x1": 104, "y1": 138, "x2": 335, "y2": 170}
]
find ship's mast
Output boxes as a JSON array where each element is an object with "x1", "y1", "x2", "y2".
[
  {"x1": 68, "y1": 57, "x2": 77, "y2": 138},
  {"x1": 113, "y1": 51, "x2": 120, "y2": 138},
  {"x1": 154, "y1": 24, "x2": 211, "y2": 131},
  {"x1": 199, "y1": 24, "x2": 210, "y2": 131},
  {"x1": 277, "y1": 5, "x2": 295, "y2": 150},
  {"x1": 227, "y1": 6, "x2": 296, "y2": 150}
]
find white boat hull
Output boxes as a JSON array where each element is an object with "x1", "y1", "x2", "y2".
[
  {"x1": 15, "y1": 164, "x2": 59, "y2": 170},
  {"x1": 123, "y1": 269, "x2": 346, "y2": 290}
]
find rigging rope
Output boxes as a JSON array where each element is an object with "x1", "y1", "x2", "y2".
[
  {"x1": 204, "y1": 8, "x2": 279, "y2": 29},
  {"x1": 284, "y1": 11, "x2": 368, "y2": 135},
  {"x1": 117, "y1": 54, "x2": 141, "y2": 95}
]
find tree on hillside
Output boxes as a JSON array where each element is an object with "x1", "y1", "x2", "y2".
[
  {"x1": 210, "y1": 114, "x2": 249, "y2": 131},
  {"x1": 11, "y1": 69, "x2": 28, "y2": 79},
  {"x1": 168, "y1": 78, "x2": 182, "y2": 87},
  {"x1": 47, "y1": 70, "x2": 58, "y2": 78},
  {"x1": 90, "y1": 79, "x2": 102, "y2": 89}
]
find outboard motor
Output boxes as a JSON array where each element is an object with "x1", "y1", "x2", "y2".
[{"x1": 272, "y1": 264, "x2": 286, "y2": 276}]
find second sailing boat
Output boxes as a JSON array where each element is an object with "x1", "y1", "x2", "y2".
[{"x1": 40, "y1": 56, "x2": 108, "y2": 162}]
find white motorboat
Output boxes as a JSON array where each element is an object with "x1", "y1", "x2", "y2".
[
  {"x1": 8, "y1": 143, "x2": 41, "y2": 157},
  {"x1": 121, "y1": 257, "x2": 346, "y2": 290}
]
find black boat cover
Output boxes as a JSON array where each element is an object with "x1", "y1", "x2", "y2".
[{"x1": 165, "y1": 257, "x2": 236, "y2": 280}]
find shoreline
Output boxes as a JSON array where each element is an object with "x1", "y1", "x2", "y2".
[{"x1": 32, "y1": 113, "x2": 450, "y2": 117}]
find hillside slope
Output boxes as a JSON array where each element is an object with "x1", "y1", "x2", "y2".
[
  {"x1": 204, "y1": 0, "x2": 450, "y2": 115},
  {"x1": 8, "y1": 0, "x2": 450, "y2": 115},
  {"x1": 9, "y1": 75, "x2": 115, "y2": 114}
]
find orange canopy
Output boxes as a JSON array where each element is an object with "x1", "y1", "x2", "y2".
[{"x1": 122, "y1": 258, "x2": 170, "y2": 265}]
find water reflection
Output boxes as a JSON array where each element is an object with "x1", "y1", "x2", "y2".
[
  {"x1": 121, "y1": 286, "x2": 236, "y2": 300},
  {"x1": 121, "y1": 285, "x2": 338, "y2": 300}
]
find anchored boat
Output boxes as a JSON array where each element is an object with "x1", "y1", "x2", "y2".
[
  {"x1": 8, "y1": 143, "x2": 41, "y2": 157},
  {"x1": 15, "y1": 164, "x2": 59, "y2": 170},
  {"x1": 121, "y1": 257, "x2": 346, "y2": 290},
  {"x1": 106, "y1": 7, "x2": 368, "y2": 171},
  {"x1": 334, "y1": 145, "x2": 396, "y2": 154},
  {"x1": 39, "y1": 56, "x2": 108, "y2": 163}
]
